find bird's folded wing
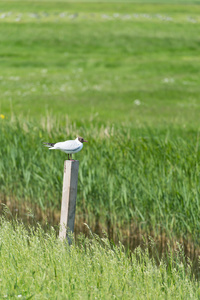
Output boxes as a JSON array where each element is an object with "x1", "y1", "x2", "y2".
[{"x1": 54, "y1": 140, "x2": 79, "y2": 150}]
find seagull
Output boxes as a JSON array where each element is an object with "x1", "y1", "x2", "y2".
[{"x1": 44, "y1": 136, "x2": 88, "y2": 160}]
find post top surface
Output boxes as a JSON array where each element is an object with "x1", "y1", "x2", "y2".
[{"x1": 64, "y1": 160, "x2": 79, "y2": 163}]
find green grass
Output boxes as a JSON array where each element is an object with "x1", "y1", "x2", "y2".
[
  {"x1": 1, "y1": 1, "x2": 200, "y2": 294},
  {"x1": 1, "y1": 2, "x2": 200, "y2": 126},
  {"x1": 1, "y1": 118, "x2": 200, "y2": 247},
  {"x1": 0, "y1": 218, "x2": 199, "y2": 299},
  {"x1": 1, "y1": 0, "x2": 200, "y2": 242}
]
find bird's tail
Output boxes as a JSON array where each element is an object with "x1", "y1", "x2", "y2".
[{"x1": 43, "y1": 142, "x2": 55, "y2": 148}]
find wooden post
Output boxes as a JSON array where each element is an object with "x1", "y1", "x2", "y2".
[{"x1": 59, "y1": 160, "x2": 79, "y2": 243}]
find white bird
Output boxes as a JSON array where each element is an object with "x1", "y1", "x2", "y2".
[{"x1": 44, "y1": 136, "x2": 88, "y2": 160}]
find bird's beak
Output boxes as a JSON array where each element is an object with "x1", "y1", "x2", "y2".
[{"x1": 83, "y1": 140, "x2": 88, "y2": 143}]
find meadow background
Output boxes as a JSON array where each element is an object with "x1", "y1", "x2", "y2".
[{"x1": 1, "y1": 0, "x2": 200, "y2": 298}]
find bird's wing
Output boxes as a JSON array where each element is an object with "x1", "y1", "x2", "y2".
[{"x1": 54, "y1": 140, "x2": 80, "y2": 151}]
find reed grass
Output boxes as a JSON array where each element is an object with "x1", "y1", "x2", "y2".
[{"x1": 1, "y1": 118, "x2": 200, "y2": 246}]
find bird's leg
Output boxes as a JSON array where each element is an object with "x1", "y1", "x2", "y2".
[{"x1": 70, "y1": 154, "x2": 75, "y2": 161}]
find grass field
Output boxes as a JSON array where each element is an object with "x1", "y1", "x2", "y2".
[
  {"x1": 1, "y1": 1, "x2": 200, "y2": 126},
  {"x1": 1, "y1": 218, "x2": 200, "y2": 299},
  {"x1": 1, "y1": 0, "x2": 200, "y2": 296}
]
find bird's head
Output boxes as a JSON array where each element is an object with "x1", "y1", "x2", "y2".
[{"x1": 78, "y1": 136, "x2": 88, "y2": 143}]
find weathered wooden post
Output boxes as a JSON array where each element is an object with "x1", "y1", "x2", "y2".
[{"x1": 59, "y1": 160, "x2": 79, "y2": 244}]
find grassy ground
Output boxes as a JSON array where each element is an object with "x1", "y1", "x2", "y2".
[
  {"x1": 0, "y1": 218, "x2": 200, "y2": 299},
  {"x1": 0, "y1": 1, "x2": 200, "y2": 126},
  {"x1": 1, "y1": 1, "x2": 200, "y2": 295},
  {"x1": 1, "y1": 0, "x2": 200, "y2": 240}
]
